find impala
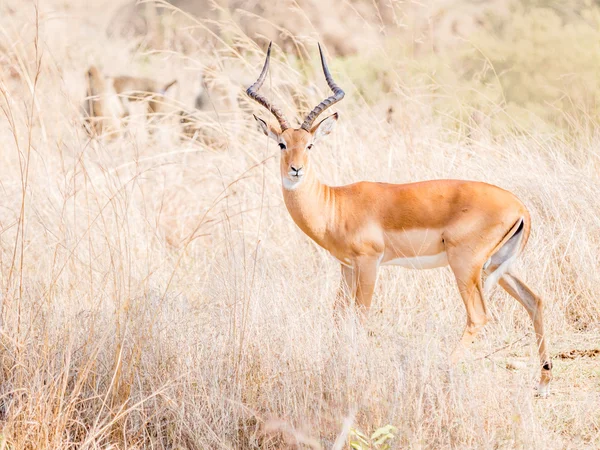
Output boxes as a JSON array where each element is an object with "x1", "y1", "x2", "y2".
[
  {"x1": 246, "y1": 43, "x2": 552, "y2": 397},
  {"x1": 84, "y1": 66, "x2": 178, "y2": 136},
  {"x1": 112, "y1": 75, "x2": 177, "y2": 116}
]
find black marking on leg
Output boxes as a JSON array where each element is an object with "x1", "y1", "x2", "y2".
[
  {"x1": 542, "y1": 361, "x2": 552, "y2": 371},
  {"x1": 515, "y1": 217, "x2": 525, "y2": 234}
]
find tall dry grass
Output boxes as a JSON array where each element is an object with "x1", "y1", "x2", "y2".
[{"x1": 0, "y1": 0, "x2": 599, "y2": 448}]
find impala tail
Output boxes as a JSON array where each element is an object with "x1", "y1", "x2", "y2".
[{"x1": 483, "y1": 217, "x2": 526, "y2": 293}]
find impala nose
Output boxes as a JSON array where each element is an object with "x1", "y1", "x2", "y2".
[{"x1": 289, "y1": 165, "x2": 304, "y2": 177}]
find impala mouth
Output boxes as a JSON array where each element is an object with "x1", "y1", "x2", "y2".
[{"x1": 283, "y1": 172, "x2": 304, "y2": 190}]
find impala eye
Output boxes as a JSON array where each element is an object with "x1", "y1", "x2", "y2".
[
  {"x1": 307, "y1": 144, "x2": 313, "y2": 150},
  {"x1": 279, "y1": 143, "x2": 286, "y2": 150}
]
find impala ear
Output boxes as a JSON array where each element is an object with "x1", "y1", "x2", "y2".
[
  {"x1": 311, "y1": 112, "x2": 338, "y2": 144},
  {"x1": 253, "y1": 114, "x2": 280, "y2": 142}
]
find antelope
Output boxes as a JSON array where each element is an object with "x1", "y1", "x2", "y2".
[
  {"x1": 84, "y1": 66, "x2": 182, "y2": 138},
  {"x1": 246, "y1": 43, "x2": 552, "y2": 397},
  {"x1": 112, "y1": 75, "x2": 178, "y2": 117}
]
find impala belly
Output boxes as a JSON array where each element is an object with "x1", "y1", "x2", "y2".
[
  {"x1": 381, "y1": 228, "x2": 448, "y2": 270},
  {"x1": 381, "y1": 252, "x2": 448, "y2": 269}
]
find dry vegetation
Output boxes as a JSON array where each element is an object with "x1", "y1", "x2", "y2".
[{"x1": 0, "y1": 0, "x2": 599, "y2": 448}]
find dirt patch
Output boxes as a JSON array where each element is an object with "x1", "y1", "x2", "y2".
[{"x1": 556, "y1": 349, "x2": 600, "y2": 359}]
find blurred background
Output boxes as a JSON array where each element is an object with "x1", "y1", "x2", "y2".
[{"x1": 3, "y1": 0, "x2": 600, "y2": 138}]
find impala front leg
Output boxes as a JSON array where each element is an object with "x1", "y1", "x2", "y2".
[
  {"x1": 353, "y1": 256, "x2": 380, "y2": 321},
  {"x1": 335, "y1": 264, "x2": 355, "y2": 312}
]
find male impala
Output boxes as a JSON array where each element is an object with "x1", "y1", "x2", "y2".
[{"x1": 247, "y1": 43, "x2": 552, "y2": 397}]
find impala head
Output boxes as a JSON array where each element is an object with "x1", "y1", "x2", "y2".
[{"x1": 246, "y1": 42, "x2": 344, "y2": 190}]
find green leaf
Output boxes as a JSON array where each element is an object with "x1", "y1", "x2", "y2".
[
  {"x1": 350, "y1": 428, "x2": 370, "y2": 444},
  {"x1": 371, "y1": 425, "x2": 398, "y2": 441},
  {"x1": 351, "y1": 428, "x2": 369, "y2": 440},
  {"x1": 373, "y1": 433, "x2": 395, "y2": 446}
]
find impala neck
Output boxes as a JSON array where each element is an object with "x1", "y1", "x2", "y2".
[{"x1": 281, "y1": 165, "x2": 334, "y2": 246}]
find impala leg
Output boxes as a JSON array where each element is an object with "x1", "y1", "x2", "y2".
[
  {"x1": 119, "y1": 97, "x2": 131, "y2": 119},
  {"x1": 335, "y1": 264, "x2": 355, "y2": 312},
  {"x1": 448, "y1": 258, "x2": 489, "y2": 363},
  {"x1": 353, "y1": 256, "x2": 380, "y2": 321},
  {"x1": 499, "y1": 271, "x2": 552, "y2": 397}
]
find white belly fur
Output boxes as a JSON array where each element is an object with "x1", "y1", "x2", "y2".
[{"x1": 381, "y1": 252, "x2": 448, "y2": 270}]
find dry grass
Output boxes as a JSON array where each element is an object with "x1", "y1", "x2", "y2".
[{"x1": 0, "y1": 0, "x2": 599, "y2": 448}]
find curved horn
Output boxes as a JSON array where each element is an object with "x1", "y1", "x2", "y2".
[
  {"x1": 246, "y1": 42, "x2": 290, "y2": 131},
  {"x1": 301, "y1": 44, "x2": 345, "y2": 131}
]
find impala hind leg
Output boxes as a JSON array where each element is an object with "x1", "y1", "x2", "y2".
[
  {"x1": 499, "y1": 271, "x2": 552, "y2": 397},
  {"x1": 448, "y1": 256, "x2": 489, "y2": 363}
]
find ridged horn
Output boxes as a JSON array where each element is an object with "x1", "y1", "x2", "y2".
[
  {"x1": 301, "y1": 44, "x2": 345, "y2": 131},
  {"x1": 246, "y1": 42, "x2": 290, "y2": 131}
]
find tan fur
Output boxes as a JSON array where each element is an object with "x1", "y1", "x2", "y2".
[
  {"x1": 112, "y1": 75, "x2": 177, "y2": 116},
  {"x1": 84, "y1": 65, "x2": 122, "y2": 136},
  {"x1": 86, "y1": 66, "x2": 105, "y2": 119}
]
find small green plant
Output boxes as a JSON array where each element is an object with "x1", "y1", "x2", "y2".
[{"x1": 349, "y1": 425, "x2": 398, "y2": 450}]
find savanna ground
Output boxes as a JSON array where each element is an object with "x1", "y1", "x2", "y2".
[{"x1": 0, "y1": 0, "x2": 599, "y2": 448}]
